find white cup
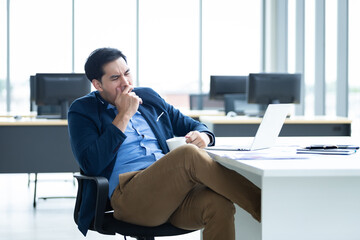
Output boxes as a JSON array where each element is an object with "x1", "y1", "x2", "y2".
[{"x1": 166, "y1": 137, "x2": 187, "y2": 151}]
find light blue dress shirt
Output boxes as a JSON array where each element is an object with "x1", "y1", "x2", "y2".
[{"x1": 108, "y1": 105, "x2": 165, "y2": 197}]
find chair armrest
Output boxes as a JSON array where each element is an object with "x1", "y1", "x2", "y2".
[{"x1": 73, "y1": 172, "x2": 109, "y2": 234}]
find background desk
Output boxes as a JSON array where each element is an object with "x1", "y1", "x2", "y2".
[
  {"x1": 200, "y1": 116, "x2": 352, "y2": 136},
  {"x1": 0, "y1": 119, "x2": 77, "y2": 173},
  {"x1": 210, "y1": 136, "x2": 360, "y2": 240},
  {"x1": 0, "y1": 119, "x2": 78, "y2": 207}
]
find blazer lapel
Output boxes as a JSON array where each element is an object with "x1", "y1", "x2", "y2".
[{"x1": 138, "y1": 105, "x2": 168, "y2": 152}]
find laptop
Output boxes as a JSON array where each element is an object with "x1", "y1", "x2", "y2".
[{"x1": 206, "y1": 104, "x2": 292, "y2": 151}]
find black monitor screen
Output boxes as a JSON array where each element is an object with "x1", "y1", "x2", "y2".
[
  {"x1": 247, "y1": 73, "x2": 301, "y2": 104},
  {"x1": 209, "y1": 75, "x2": 247, "y2": 100},
  {"x1": 35, "y1": 73, "x2": 91, "y2": 119}
]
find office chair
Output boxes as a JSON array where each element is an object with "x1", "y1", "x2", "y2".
[{"x1": 73, "y1": 172, "x2": 195, "y2": 240}]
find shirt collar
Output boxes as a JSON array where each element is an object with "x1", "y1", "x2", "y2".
[{"x1": 107, "y1": 103, "x2": 116, "y2": 110}]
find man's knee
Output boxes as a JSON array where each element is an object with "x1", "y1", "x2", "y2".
[
  {"x1": 175, "y1": 143, "x2": 199, "y2": 155},
  {"x1": 175, "y1": 144, "x2": 213, "y2": 166}
]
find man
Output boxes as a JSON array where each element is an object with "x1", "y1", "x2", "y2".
[{"x1": 68, "y1": 47, "x2": 261, "y2": 240}]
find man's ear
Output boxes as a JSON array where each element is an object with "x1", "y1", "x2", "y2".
[{"x1": 92, "y1": 79, "x2": 102, "y2": 91}]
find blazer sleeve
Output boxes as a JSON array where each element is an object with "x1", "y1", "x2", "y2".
[{"x1": 68, "y1": 97, "x2": 126, "y2": 176}]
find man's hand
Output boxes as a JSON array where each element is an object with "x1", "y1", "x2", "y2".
[
  {"x1": 114, "y1": 86, "x2": 142, "y2": 117},
  {"x1": 185, "y1": 131, "x2": 210, "y2": 149},
  {"x1": 112, "y1": 86, "x2": 142, "y2": 131}
]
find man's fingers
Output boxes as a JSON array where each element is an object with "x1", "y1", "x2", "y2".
[
  {"x1": 185, "y1": 132, "x2": 194, "y2": 143},
  {"x1": 128, "y1": 92, "x2": 143, "y2": 104},
  {"x1": 185, "y1": 131, "x2": 209, "y2": 149},
  {"x1": 121, "y1": 85, "x2": 134, "y2": 94},
  {"x1": 189, "y1": 138, "x2": 205, "y2": 148},
  {"x1": 185, "y1": 132, "x2": 200, "y2": 145}
]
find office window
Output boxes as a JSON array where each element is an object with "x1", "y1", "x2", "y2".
[
  {"x1": 0, "y1": 0, "x2": 7, "y2": 112},
  {"x1": 287, "y1": 0, "x2": 296, "y2": 74},
  {"x1": 304, "y1": 0, "x2": 315, "y2": 115},
  {"x1": 74, "y1": 0, "x2": 136, "y2": 77},
  {"x1": 9, "y1": 0, "x2": 72, "y2": 113},
  {"x1": 138, "y1": 0, "x2": 199, "y2": 97},
  {"x1": 325, "y1": 0, "x2": 337, "y2": 116},
  {"x1": 349, "y1": 0, "x2": 360, "y2": 119},
  {"x1": 290, "y1": 0, "x2": 340, "y2": 116},
  {"x1": 202, "y1": 0, "x2": 262, "y2": 93}
]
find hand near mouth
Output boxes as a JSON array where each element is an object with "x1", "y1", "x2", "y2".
[{"x1": 112, "y1": 86, "x2": 143, "y2": 131}]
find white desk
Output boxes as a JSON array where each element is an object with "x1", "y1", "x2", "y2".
[{"x1": 209, "y1": 137, "x2": 360, "y2": 240}]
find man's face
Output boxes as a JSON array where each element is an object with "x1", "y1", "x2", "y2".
[{"x1": 92, "y1": 57, "x2": 133, "y2": 105}]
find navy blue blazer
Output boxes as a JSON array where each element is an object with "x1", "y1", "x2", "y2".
[{"x1": 68, "y1": 87, "x2": 215, "y2": 236}]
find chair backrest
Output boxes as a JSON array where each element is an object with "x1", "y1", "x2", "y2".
[
  {"x1": 73, "y1": 175, "x2": 82, "y2": 225},
  {"x1": 73, "y1": 172, "x2": 112, "y2": 234}
]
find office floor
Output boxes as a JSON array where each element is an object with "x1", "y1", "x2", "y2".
[{"x1": 0, "y1": 173, "x2": 200, "y2": 240}]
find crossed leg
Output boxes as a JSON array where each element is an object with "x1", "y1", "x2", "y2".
[{"x1": 111, "y1": 144, "x2": 261, "y2": 240}]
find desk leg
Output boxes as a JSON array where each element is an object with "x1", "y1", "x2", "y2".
[
  {"x1": 261, "y1": 176, "x2": 360, "y2": 240},
  {"x1": 33, "y1": 173, "x2": 37, "y2": 208},
  {"x1": 28, "y1": 173, "x2": 31, "y2": 187}
]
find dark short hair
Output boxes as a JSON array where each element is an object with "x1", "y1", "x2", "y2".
[{"x1": 84, "y1": 47, "x2": 127, "y2": 82}]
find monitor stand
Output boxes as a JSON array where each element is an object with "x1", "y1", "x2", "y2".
[
  {"x1": 246, "y1": 104, "x2": 267, "y2": 118},
  {"x1": 256, "y1": 100, "x2": 280, "y2": 117},
  {"x1": 60, "y1": 100, "x2": 69, "y2": 119}
]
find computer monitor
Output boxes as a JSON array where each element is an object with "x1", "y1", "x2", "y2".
[
  {"x1": 30, "y1": 75, "x2": 61, "y2": 116},
  {"x1": 209, "y1": 75, "x2": 247, "y2": 100},
  {"x1": 247, "y1": 73, "x2": 301, "y2": 104},
  {"x1": 35, "y1": 73, "x2": 91, "y2": 119}
]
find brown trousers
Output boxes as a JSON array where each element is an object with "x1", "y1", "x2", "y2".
[{"x1": 110, "y1": 144, "x2": 261, "y2": 240}]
